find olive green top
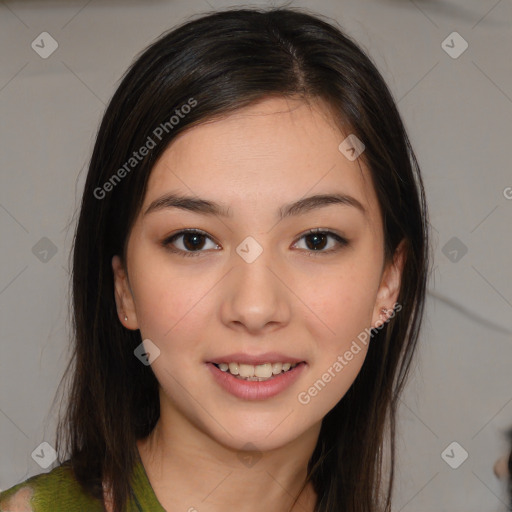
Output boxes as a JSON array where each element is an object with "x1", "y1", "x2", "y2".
[{"x1": 0, "y1": 454, "x2": 166, "y2": 511}]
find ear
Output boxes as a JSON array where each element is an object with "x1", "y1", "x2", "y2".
[
  {"x1": 112, "y1": 255, "x2": 139, "y2": 330},
  {"x1": 371, "y1": 239, "x2": 407, "y2": 328}
]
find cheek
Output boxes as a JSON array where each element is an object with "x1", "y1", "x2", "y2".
[
  {"x1": 128, "y1": 250, "x2": 187, "y2": 337},
  {"x1": 302, "y1": 259, "x2": 381, "y2": 346},
  {"x1": 298, "y1": 347, "x2": 368, "y2": 415},
  {"x1": 294, "y1": 259, "x2": 380, "y2": 408}
]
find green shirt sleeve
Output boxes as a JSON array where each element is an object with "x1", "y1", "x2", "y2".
[
  {"x1": 0, "y1": 456, "x2": 166, "y2": 512},
  {"x1": 0, "y1": 464, "x2": 103, "y2": 511}
]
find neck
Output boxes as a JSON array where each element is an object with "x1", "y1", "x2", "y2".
[{"x1": 137, "y1": 413, "x2": 320, "y2": 512}]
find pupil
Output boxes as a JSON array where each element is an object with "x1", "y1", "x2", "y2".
[
  {"x1": 184, "y1": 233, "x2": 204, "y2": 251},
  {"x1": 307, "y1": 233, "x2": 326, "y2": 251}
]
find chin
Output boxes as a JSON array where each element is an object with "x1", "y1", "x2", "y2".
[{"x1": 216, "y1": 427, "x2": 297, "y2": 453}]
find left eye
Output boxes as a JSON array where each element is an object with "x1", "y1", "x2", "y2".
[
  {"x1": 162, "y1": 228, "x2": 348, "y2": 257},
  {"x1": 293, "y1": 229, "x2": 348, "y2": 254}
]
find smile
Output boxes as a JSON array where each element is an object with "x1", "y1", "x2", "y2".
[
  {"x1": 213, "y1": 362, "x2": 299, "y2": 380},
  {"x1": 207, "y1": 361, "x2": 307, "y2": 400}
]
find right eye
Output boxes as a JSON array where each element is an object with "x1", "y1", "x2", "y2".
[{"x1": 162, "y1": 229, "x2": 221, "y2": 257}]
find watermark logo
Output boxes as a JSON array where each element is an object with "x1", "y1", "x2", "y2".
[
  {"x1": 236, "y1": 442, "x2": 263, "y2": 468},
  {"x1": 297, "y1": 303, "x2": 402, "y2": 405},
  {"x1": 31, "y1": 441, "x2": 57, "y2": 469},
  {"x1": 31, "y1": 32, "x2": 58, "y2": 59},
  {"x1": 134, "y1": 339, "x2": 161, "y2": 366},
  {"x1": 441, "y1": 441, "x2": 468, "y2": 469},
  {"x1": 151, "y1": 97, "x2": 197, "y2": 141},
  {"x1": 32, "y1": 237, "x2": 58, "y2": 263},
  {"x1": 441, "y1": 236, "x2": 468, "y2": 263},
  {"x1": 338, "y1": 134, "x2": 365, "y2": 161},
  {"x1": 236, "y1": 236, "x2": 263, "y2": 264},
  {"x1": 94, "y1": 97, "x2": 197, "y2": 200},
  {"x1": 441, "y1": 32, "x2": 468, "y2": 59}
]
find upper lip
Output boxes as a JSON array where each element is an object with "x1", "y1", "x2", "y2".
[{"x1": 207, "y1": 352, "x2": 305, "y2": 365}]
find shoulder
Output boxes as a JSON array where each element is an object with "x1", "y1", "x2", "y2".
[
  {"x1": 0, "y1": 485, "x2": 33, "y2": 511},
  {"x1": 0, "y1": 463, "x2": 103, "y2": 512}
]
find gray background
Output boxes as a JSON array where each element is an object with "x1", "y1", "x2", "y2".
[{"x1": 1, "y1": 0, "x2": 511, "y2": 510}]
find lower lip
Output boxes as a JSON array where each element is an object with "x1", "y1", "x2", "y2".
[{"x1": 206, "y1": 362, "x2": 306, "y2": 400}]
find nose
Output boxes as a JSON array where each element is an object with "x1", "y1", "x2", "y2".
[{"x1": 220, "y1": 247, "x2": 291, "y2": 335}]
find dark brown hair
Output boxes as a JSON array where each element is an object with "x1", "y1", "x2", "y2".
[
  {"x1": 56, "y1": 6, "x2": 431, "y2": 511},
  {"x1": 507, "y1": 427, "x2": 512, "y2": 510}
]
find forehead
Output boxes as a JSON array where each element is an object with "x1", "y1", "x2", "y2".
[{"x1": 142, "y1": 96, "x2": 381, "y2": 229}]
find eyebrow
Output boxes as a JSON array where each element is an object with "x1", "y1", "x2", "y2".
[{"x1": 143, "y1": 191, "x2": 367, "y2": 220}]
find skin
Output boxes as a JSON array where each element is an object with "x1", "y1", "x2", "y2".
[
  {"x1": 494, "y1": 453, "x2": 510, "y2": 479},
  {"x1": 112, "y1": 96, "x2": 406, "y2": 512}
]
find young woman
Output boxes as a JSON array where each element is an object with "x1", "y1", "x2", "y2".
[{"x1": 0, "y1": 6, "x2": 431, "y2": 512}]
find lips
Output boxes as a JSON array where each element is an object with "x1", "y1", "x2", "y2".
[
  {"x1": 206, "y1": 352, "x2": 305, "y2": 365},
  {"x1": 207, "y1": 360, "x2": 307, "y2": 400}
]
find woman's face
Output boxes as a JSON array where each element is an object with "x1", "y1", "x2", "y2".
[{"x1": 113, "y1": 96, "x2": 404, "y2": 451}]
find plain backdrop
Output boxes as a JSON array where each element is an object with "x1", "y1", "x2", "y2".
[{"x1": 1, "y1": 0, "x2": 511, "y2": 510}]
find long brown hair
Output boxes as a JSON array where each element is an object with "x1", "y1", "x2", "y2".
[{"x1": 55, "y1": 6, "x2": 431, "y2": 511}]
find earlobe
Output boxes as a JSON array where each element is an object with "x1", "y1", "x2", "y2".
[
  {"x1": 112, "y1": 255, "x2": 139, "y2": 330},
  {"x1": 372, "y1": 239, "x2": 407, "y2": 328}
]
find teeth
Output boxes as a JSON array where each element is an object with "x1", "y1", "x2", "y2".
[
  {"x1": 238, "y1": 364, "x2": 254, "y2": 378},
  {"x1": 271, "y1": 363, "x2": 282, "y2": 375},
  {"x1": 255, "y1": 363, "x2": 272, "y2": 378},
  {"x1": 215, "y1": 361, "x2": 299, "y2": 379}
]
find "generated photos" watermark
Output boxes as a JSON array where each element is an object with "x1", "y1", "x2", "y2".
[
  {"x1": 297, "y1": 302, "x2": 402, "y2": 405},
  {"x1": 94, "y1": 97, "x2": 197, "y2": 200}
]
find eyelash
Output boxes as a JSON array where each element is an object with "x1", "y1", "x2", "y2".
[{"x1": 161, "y1": 228, "x2": 349, "y2": 258}]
